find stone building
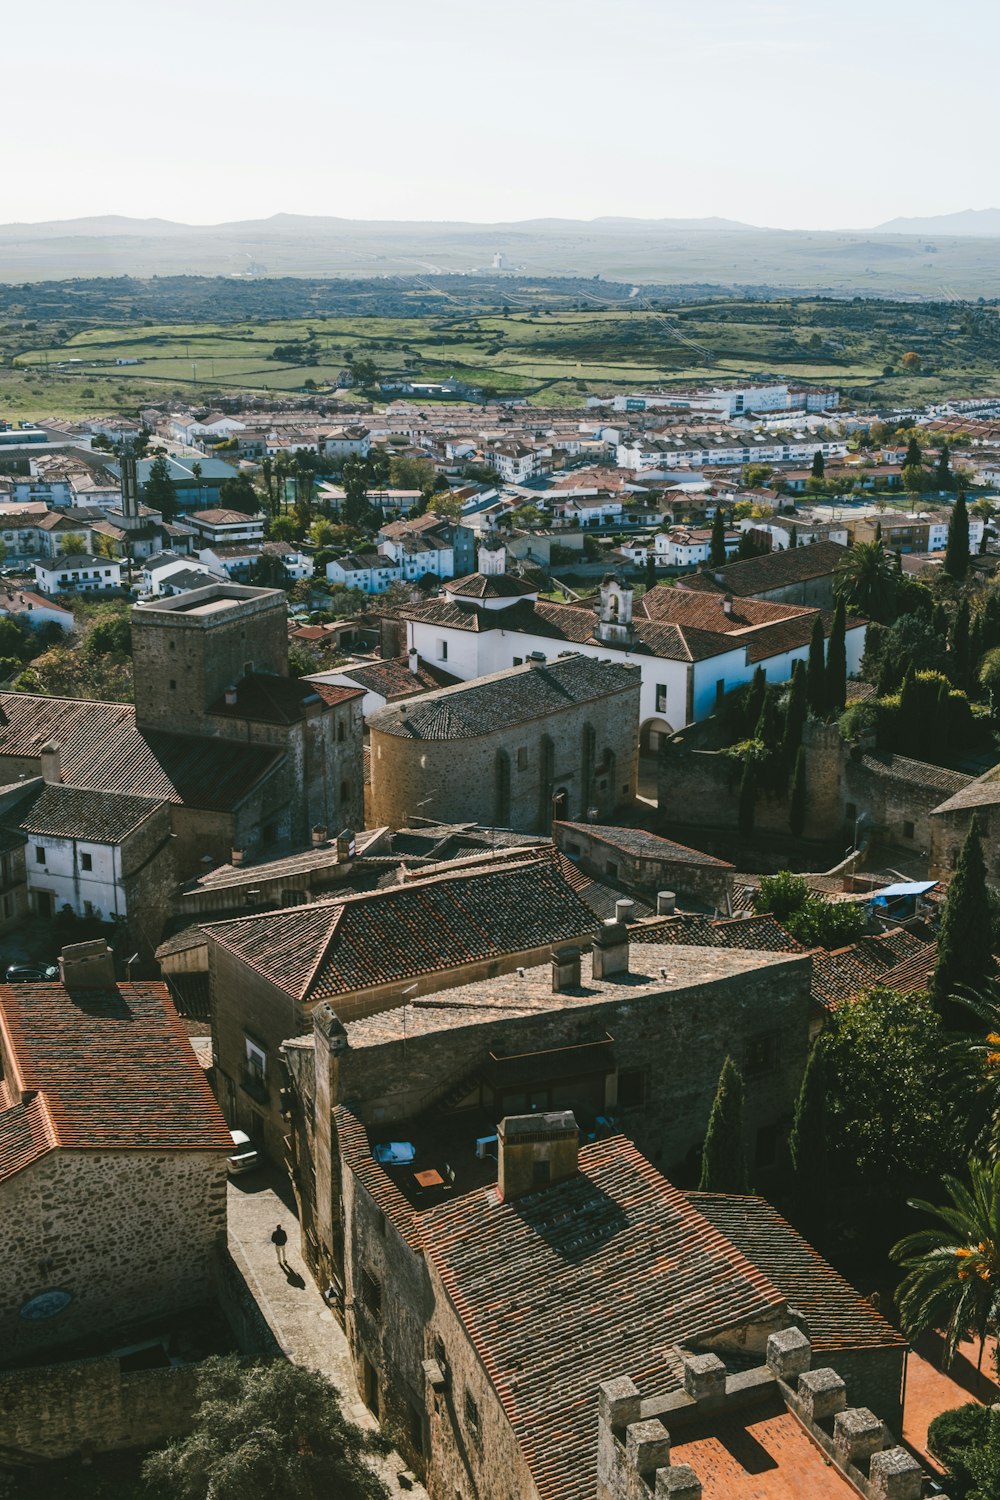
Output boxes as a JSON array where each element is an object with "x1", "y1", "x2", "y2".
[
  {"x1": 367, "y1": 653, "x2": 641, "y2": 832},
  {"x1": 675, "y1": 540, "x2": 849, "y2": 609},
  {"x1": 0, "y1": 583, "x2": 365, "y2": 880},
  {"x1": 553, "y1": 821, "x2": 734, "y2": 911},
  {"x1": 929, "y1": 766, "x2": 1000, "y2": 881},
  {"x1": 0, "y1": 941, "x2": 232, "y2": 1366},
  {"x1": 281, "y1": 925, "x2": 813, "y2": 1290},
  {"x1": 204, "y1": 852, "x2": 598, "y2": 1161}
]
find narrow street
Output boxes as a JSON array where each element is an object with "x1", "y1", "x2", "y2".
[{"x1": 227, "y1": 1167, "x2": 427, "y2": 1497}]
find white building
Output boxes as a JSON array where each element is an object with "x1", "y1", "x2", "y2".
[
  {"x1": 379, "y1": 532, "x2": 454, "y2": 582},
  {"x1": 326, "y1": 552, "x2": 402, "y2": 593},
  {"x1": 617, "y1": 434, "x2": 847, "y2": 471},
  {"x1": 402, "y1": 545, "x2": 864, "y2": 751},
  {"x1": 34, "y1": 556, "x2": 123, "y2": 595},
  {"x1": 486, "y1": 440, "x2": 542, "y2": 484},
  {"x1": 182, "y1": 509, "x2": 265, "y2": 547},
  {"x1": 609, "y1": 384, "x2": 839, "y2": 417},
  {"x1": 0, "y1": 589, "x2": 73, "y2": 632},
  {"x1": 655, "y1": 527, "x2": 740, "y2": 569},
  {"x1": 320, "y1": 425, "x2": 371, "y2": 461}
]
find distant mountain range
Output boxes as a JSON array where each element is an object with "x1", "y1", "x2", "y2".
[{"x1": 2, "y1": 211, "x2": 1000, "y2": 293}]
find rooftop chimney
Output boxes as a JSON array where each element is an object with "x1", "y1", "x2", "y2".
[
  {"x1": 224, "y1": 684, "x2": 238, "y2": 706},
  {"x1": 312, "y1": 824, "x2": 329, "y2": 847},
  {"x1": 615, "y1": 898, "x2": 635, "y2": 926},
  {"x1": 231, "y1": 847, "x2": 245, "y2": 867},
  {"x1": 58, "y1": 939, "x2": 116, "y2": 990},
  {"x1": 591, "y1": 919, "x2": 629, "y2": 980},
  {"x1": 498, "y1": 1111, "x2": 579, "y2": 1200},
  {"x1": 657, "y1": 890, "x2": 676, "y2": 915},
  {"x1": 40, "y1": 739, "x2": 62, "y2": 785},
  {"x1": 722, "y1": 594, "x2": 733, "y2": 616},
  {"x1": 551, "y1": 946, "x2": 581, "y2": 993},
  {"x1": 408, "y1": 647, "x2": 421, "y2": 676}
]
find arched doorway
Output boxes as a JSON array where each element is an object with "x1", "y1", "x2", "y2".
[
  {"x1": 551, "y1": 787, "x2": 568, "y2": 824},
  {"x1": 640, "y1": 717, "x2": 675, "y2": 755}
]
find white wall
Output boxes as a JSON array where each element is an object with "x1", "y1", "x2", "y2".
[{"x1": 27, "y1": 836, "x2": 124, "y2": 920}]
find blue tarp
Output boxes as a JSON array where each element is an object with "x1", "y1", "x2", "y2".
[{"x1": 870, "y1": 880, "x2": 937, "y2": 902}]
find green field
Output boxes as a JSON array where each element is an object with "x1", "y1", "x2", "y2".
[{"x1": 4, "y1": 294, "x2": 1000, "y2": 420}]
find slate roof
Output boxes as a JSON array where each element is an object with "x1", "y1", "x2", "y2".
[
  {"x1": 852, "y1": 750, "x2": 973, "y2": 798},
  {"x1": 419, "y1": 1135, "x2": 786, "y2": 1500},
  {"x1": 209, "y1": 672, "x2": 326, "y2": 725},
  {"x1": 368, "y1": 655, "x2": 640, "y2": 741},
  {"x1": 0, "y1": 692, "x2": 281, "y2": 811},
  {"x1": 0, "y1": 979, "x2": 232, "y2": 1182},
  {"x1": 555, "y1": 821, "x2": 734, "y2": 870},
  {"x1": 931, "y1": 761, "x2": 1000, "y2": 814},
  {"x1": 809, "y1": 929, "x2": 934, "y2": 1011},
  {"x1": 12, "y1": 783, "x2": 165, "y2": 844},
  {"x1": 676, "y1": 541, "x2": 849, "y2": 597},
  {"x1": 444, "y1": 572, "x2": 538, "y2": 600},
  {"x1": 326, "y1": 656, "x2": 451, "y2": 700},
  {"x1": 631, "y1": 912, "x2": 802, "y2": 953},
  {"x1": 689, "y1": 1194, "x2": 906, "y2": 1352},
  {"x1": 203, "y1": 855, "x2": 596, "y2": 1003}
]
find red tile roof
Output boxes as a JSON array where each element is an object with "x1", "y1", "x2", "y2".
[
  {"x1": 668, "y1": 1395, "x2": 858, "y2": 1498},
  {"x1": 419, "y1": 1135, "x2": 785, "y2": 1500},
  {"x1": 0, "y1": 980, "x2": 232, "y2": 1179}
]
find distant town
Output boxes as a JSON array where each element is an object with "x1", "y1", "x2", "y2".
[{"x1": 4, "y1": 352, "x2": 1000, "y2": 1500}]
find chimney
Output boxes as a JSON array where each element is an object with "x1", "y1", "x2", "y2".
[
  {"x1": 40, "y1": 739, "x2": 62, "y2": 784},
  {"x1": 312, "y1": 824, "x2": 329, "y2": 846},
  {"x1": 408, "y1": 647, "x2": 420, "y2": 676},
  {"x1": 224, "y1": 684, "x2": 238, "y2": 706},
  {"x1": 551, "y1": 946, "x2": 581, "y2": 993},
  {"x1": 231, "y1": 847, "x2": 245, "y2": 867},
  {"x1": 498, "y1": 1111, "x2": 578, "y2": 1200},
  {"x1": 722, "y1": 594, "x2": 733, "y2": 616},
  {"x1": 591, "y1": 919, "x2": 629, "y2": 979},
  {"x1": 58, "y1": 939, "x2": 116, "y2": 990},
  {"x1": 615, "y1": 898, "x2": 635, "y2": 925},
  {"x1": 657, "y1": 890, "x2": 676, "y2": 915}
]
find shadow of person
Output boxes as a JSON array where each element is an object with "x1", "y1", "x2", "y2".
[{"x1": 284, "y1": 1268, "x2": 306, "y2": 1289}]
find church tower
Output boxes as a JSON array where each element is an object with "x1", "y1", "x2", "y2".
[{"x1": 595, "y1": 574, "x2": 634, "y2": 646}]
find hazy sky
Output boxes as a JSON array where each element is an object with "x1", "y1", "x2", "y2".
[{"x1": 7, "y1": 0, "x2": 995, "y2": 229}]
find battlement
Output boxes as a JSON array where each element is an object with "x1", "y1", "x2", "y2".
[{"x1": 597, "y1": 1328, "x2": 944, "y2": 1500}]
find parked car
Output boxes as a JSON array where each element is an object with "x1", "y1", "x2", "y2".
[
  {"x1": 5, "y1": 963, "x2": 59, "y2": 982},
  {"x1": 226, "y1": 1129, "x2": 259, "y2": 1175}
]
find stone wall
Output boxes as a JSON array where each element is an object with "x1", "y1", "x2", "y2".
[
  {"x1": 0, "y1": 1149, "x2": 228, "y2": 1366},
  {"x1": 552, "y1": 822, "x2": 732, "y2": 910},
  {"x1": 120, "y1": 800, "x2": 176, "y2": 959},
  {"x1": 369, "y1": 671, "x2": 641, "y2": 833},
  {"x1": 0, "y1": 1357, "x2": 198, "y2": 1461}
]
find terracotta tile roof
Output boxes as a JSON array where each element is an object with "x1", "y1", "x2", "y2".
[
  {"x1": 555, "y1": 821, "x2": 734, "y2": 869},
  {"x1": 204, "y1": 856, "x2": 596, "y2": 1004},
  {"x1": 323, "y1": 657, "x2": 449, "y2": 700},
  {"x1": 631, "y1": 913, "x2": 802, "y2": 953},
  {"x1": 0, "y1": 692, "x2": 281, "y2": 811},
  {"x1": 334, "y1": 1105, "x2": 420, "y2": 1249},
  {"x1": 668, "y1": 1395, "x2": 858, "y2": 1498},
  {"x1": 853, "y1": 751, "x2": 973, "y2": 798},
  {"x1": 810, "y1": 930, "x2": 936, "y2": 1010},
  {"x1": 368, "y1": 655, "x2": 639, "y2": 741},
  {"x1": 443, "y1": 572, "x2": 538, "y2": 600},
  {"x1": 689, "y1": 1193, "x2": 906, "y2": 1352},
  {"x1": 676, "y1": 541, "x2": 849, "y2": 598},
  {"x1": 640, "y1": 586, "x2": 811, "y2": 634},
  {"x1": 208, "y1": 673, "x2": 327, "y2": 725},
  {"x1": 878, "y1": 942, "x2": 938, "y2": 995},
  {"x1": 419, "y1": 1135, "x2": 786, "y2": 1500},
  {"x1": 12, "y1": 783, "x2": 165, "y2": 844},
  {"x1": 310, "y1": 682, "x2": 366, "y2": 708},
  {"x1": 928, "y1": 760, "x2": 1000, "y2": 814},
  {"x1": 0, "y1": 1086, "x2": 57, "y2": 1185},
  {"x1": 0, "y1": 979, "x2": 232, "y2": 1176}
]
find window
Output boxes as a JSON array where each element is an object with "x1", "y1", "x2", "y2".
[
  {"x1": 715, "y1": 678, "x2": 726, "y2": 707},
  {"x1": 437, "y1": 639, "x2": 448, "y2": 661},
  {"x1": 745, "y1": 1031, "x2": 779, "y2": 1079},
  {"x1": 464, "y1": 1390, "x2": 480, "y2": 1441},
  {"x1": 361, "y1": 1268, "x2": 382, "y2": 1319},
  {"x1": 903, "y1": 820, "x2": 915, "y2": 841},
  {"x1": 512, "y1": 656, "x2": 523, "y2": 667},
  {"x1": 80, "y1": 852, "x2": 93, "y2": 872},
  {"x1": 245, "y1": 1038, "x2": 267, "y2": 1080},
  {"x1": 655, "y1": 684, "x2": 667, "y2": 714},
  {"x1": 35, "y1": 845, "x2": 45, "y2": 865},
  {"x1": 617, "y1": 1069, "x2": 647, "y2": 1109},
  {"x1": 606, "y1": 860, "x2": 618, "y2": 879}
]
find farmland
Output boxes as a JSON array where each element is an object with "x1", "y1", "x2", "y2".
[{"x1": 2, "y1": 276, "x2": 1000, "y2": 420}]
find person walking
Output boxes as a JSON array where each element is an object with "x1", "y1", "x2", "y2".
[{"x1": 271, "y1": 1223, "x2": 289, "y2": 1268}]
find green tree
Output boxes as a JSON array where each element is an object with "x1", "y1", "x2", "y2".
[
  {"x1": 905, "y1": 434, "x2": 923, "y2": 467},
  {"x1": 782, "y1": 660, "x2": 808, "y2": 761},
  {"x1": 783, "y1": 896, "x2": 865, "y2": 949},
  {"x1": 143, "y1": 454, "x2": 178, "y2": 521},
  {"x1": 934, "y1": 821, "x2": 995, "y2": 1028},
  {"x1": 835, "y1": 540, "x2": 897, "y2": 624},
  {"x1": 269, "y1": 515, "x2": 300, "y2": 543},
  {"x1": 755, "y1": 869, "x2": 808, "y2": 922},
  {"x1": 950, "y1": 598, "x2": 972, "y2": 694},
  {"x1": 59, "y1": 533, "x2": 89, "y2": 556},
  {"x1": 742, "y1": 666, "x2": 767, "y2": 738},
  {"x1": 980, "y1": 646, "x2": 1000, "y2": 714},
  {"x1": 789, "y1": 1040, "x2": 828, "y2": 1221},
  {"x1": 709, "y1": 506, "x2": 727, "y2": 567},
  {"x1": 698, "y1": 1056, "x2": 748, "y2": 1193},
  {"x1": 737, "y1": 756, "x2": 756, "y2": 836},
  {"x1": 892, "y1": 1159, "x2": 1000, "y2": 1372},
  {"x1": 142, "y1": 1356, "x2": 389, "y2": 1500},
  {"x1": 935, "y1": 442, "x2": 953, "y2": 492},
  {"x1": 825, "y1": 597, "x2": 848, "y2": 713},
  {"x1": 789, "y1": 745, "x2": 807, "y2": 836},
  {"x1": 191, "y1": 459, "x2": 203, "y2": 481},
  {"x1": 946, "y1": 492, "x2": 971, "y2": 581},
  {"x1": 644, "y1": 552, "x2": 657, "y2": 591},
  {"x1": 219, "y1": 475, "x2": 261, "y2": 516},
  {"x1": 85, "y1": 606, "x2": 132, "y2": 656},
  {"x1": 928, "y1": 1404, "x2": 995, "y2": 1498},
  {"x1": 806, "y1": 612, "x2": 827, "y2": 716},
  {"x1": 810, "y1": 449, "x2": 825, "y2": 480}
]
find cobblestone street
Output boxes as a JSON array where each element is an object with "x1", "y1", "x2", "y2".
[{"x1": 227, "y1": 1166, "x2": 427, "y2": 1498}]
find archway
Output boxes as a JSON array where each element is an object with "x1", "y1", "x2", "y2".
[{"x1": 640, "y1": 717, "x2": 675, "y2": 755}]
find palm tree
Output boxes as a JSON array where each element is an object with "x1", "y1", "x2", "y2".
[
  {"x1": 892, "y1": 1159, "x2": 1000, "y2": 1372},
  {"x1": 835, "y1": 539, "x2": 897, "y2": 624},
  {"x1": 947, "y1": 984, "x2": 1000, "y2": 1157}
]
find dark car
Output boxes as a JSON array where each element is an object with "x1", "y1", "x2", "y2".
[{"x1": 5, "y1": 963, "x2": 59, "y2": 982}]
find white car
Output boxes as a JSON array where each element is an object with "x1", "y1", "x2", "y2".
[{"x1": 227, "y1": 1129, "x2": 259, "y2": 1175}]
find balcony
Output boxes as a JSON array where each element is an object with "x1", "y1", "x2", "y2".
[{"x1": 240, "y1": 1066, "x2": 269, "y2": 1104}]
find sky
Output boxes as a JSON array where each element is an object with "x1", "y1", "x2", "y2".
[{"x1": 6, "y1": 0, "x2": 996, "y2": 230}]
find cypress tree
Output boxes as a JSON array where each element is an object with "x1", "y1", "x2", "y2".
[
  {"x1": 875, "y1": 519, "x2": 883, "y2": 543},
  {"x1": 970, "y1": 611, "x2": 984, "y2": 679},
  {"x1": 950, "y1": 598, "x2": 971, "y2": 694},
  {"x1": 896, "y1": 664, "x2": 920, "y2": 754},
  {"x1": 737, "y1": 756, "x2": 756, "y2": 835},
  {"x1": 933, "y1": 819, "x2": 994, "y2": 1028},
  {"x1": 789, "y1": 745, "x2": 807, "y2": 836},
  {"x1": 709, "y1": 506, "x2": 727, "y2": 567},
  {"x1": 811, "y1": 449, "x2": 825, "y2": 480},
  {"x1": 945, "y1": 491, "x2": 971, "y2": 581},
  {"x1": 699, "y1": 1056, "x2": 748, "y2": 1193},
  {"x1": 790, "y1": 529, "x2": 799, "y2": 549},
  {"x1": 782, "y1": 660, "x2": 808, "y2": 760},
  {"x1": 788, "y1": 1041, "x2": 828, "y2": 1222},
  {"x1": 743, "y1": 666, "x2": 767, "y2": 738},
  {"x1": 806, "y1": 613, "x2": 827, "y2": 717},
  {"x1": 934, "y1": 441, "x2": 952, "y2": 491},
  {"x1": 825, "y1": 598, "x2": 848, "y2": 714},
  {"x1": 905, "y1": 433, "x2": 922, "y2": 469},
  {"x1": 644, "y1": 552, "x2": 657, "y2": 591}
]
